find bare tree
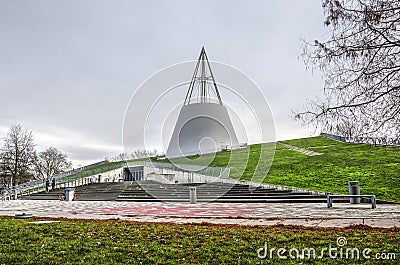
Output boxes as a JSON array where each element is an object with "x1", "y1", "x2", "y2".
[
  {"x1": 35, "y1": 147, "x2": 72, "y2": 180},
  {"x1": 131, "y1": 149, "x2": 157, "y2": 159},
  {"x1": 110, "y1": 149, "x2": 157, "y2": 162},
  {"x1": 0, "y1": 124, "x2": 36, "y2": 186},
  {"x1": 110, "y1": 152, "x2": 130, "y2": 162},
  {"x1": 297, "y1": 0, "x2": 400, "y2": 141}
]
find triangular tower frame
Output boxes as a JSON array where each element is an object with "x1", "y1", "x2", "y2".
[{"x1": 184, "y1": 47, "x2": 222, "y2": 105}]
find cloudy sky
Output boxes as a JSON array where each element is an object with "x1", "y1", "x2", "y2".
[{"x1": 0, "y1": 0, "x2": 327, "y2": 166}]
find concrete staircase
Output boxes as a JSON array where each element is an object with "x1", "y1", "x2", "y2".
[
  {"x1": 21, "y1": 181, "x2": 329, "y2": 203},
  {"x1": 21, "y1": 182, "x2": 130, "y2": 201},
  {"x1": 116, "y1": 182, "x2": 327, "y2": 203}
]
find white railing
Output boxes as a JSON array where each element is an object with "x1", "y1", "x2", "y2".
[
  {"x1": 163, "y1": 143, "x2": 248, "y2": 159},
  {"x1": 145, "y1": 161, "x2": 230, "y2": 178}
]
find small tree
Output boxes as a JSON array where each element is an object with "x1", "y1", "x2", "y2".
[
  {"x1": 35, "y1": 147, "x2": 72, "y2": 180},
  {"x1": 0, "y1": 124, "x2": 36, "y2": 186},
  {"x1": 110, "y1": 149, "x2": 157, "y2": 162},
  {"x1": 298, "y1": 0, "x2": 400, "y2": 141}
]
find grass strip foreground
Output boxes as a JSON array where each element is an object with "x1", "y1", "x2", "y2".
[{"x1": 0, "y1": 217, "x2": 398, "y2": 264}]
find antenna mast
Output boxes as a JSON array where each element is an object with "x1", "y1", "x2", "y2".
[{"x1": 184, "y1": 47, "x2": 222, "y2": 105}]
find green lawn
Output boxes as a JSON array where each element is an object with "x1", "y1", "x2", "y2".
[
  {"x1": 0, "y1": 217, "x2": 398, "y2": 264},
  {"x1": 268, "y1": 137, "x2": 400, "y2": 202},
  {"x1": 165, "y1": 137, "x2": 400, "y2": 202}
]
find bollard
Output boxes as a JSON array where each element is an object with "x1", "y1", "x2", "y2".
[
  {"x1": 189, "y1": 187, "x2": 197, "y2": 204},
  {"x1": 65, "y1": 188, "x2": 75, "y2": 201},
  {"x1": 348, "y1": 181, "x2": 360, "y2": 204}
]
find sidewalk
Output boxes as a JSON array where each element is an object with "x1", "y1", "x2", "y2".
[{"x1": 1, "y1": 200, "x2": 399, "y2": 228}]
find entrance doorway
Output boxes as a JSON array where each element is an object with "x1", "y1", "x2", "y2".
[{"x1": 124, "y1": 166, "x2": 144, "y2": 181}]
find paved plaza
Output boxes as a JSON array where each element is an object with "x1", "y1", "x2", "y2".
[{"x1": 1, "y1": 200, "x2": 399, "y2": 228}]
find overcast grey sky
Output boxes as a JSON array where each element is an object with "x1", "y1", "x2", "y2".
[{"x1": 0, "y1": 0, "x2": 327, "y2": 166}]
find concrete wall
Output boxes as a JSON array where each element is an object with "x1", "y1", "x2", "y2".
[{"x1": 95, "y1": 168, "x2": 124, "y2": 183}]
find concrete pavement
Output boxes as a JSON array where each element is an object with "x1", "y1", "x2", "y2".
[{"x1": 1, "y1": 200, "x2": 399, "y2": 228}]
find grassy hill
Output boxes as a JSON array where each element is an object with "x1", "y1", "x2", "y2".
[
  {"x1": 268, "y1": 137, "x2": 399, "y2": 202},
  {"x1": 66, "y1": 136, "x2": 399, "y2": 202},
  {"x1": 167, "y1": 136, "x2": 400, "y2": 202}
]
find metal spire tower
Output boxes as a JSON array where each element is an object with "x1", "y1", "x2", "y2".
[
  {"x1": 166, "y1": 47, "x2": 239, "y2": 158},
  {"x1": 184, "y1": 47, "x2": 222, "y2": 105}
]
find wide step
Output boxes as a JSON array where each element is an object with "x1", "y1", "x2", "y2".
[{"x1": 21, "y1": 181, "x2": 330, "y2": 203}]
